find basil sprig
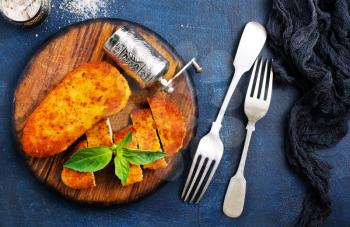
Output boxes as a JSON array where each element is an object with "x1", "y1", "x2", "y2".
[
  {"x1": 64, "y1": 132, "x2": 166, "y2": 184},
  {"x1": 64, "y1": 147, "x2": 112, "y2": 172}
]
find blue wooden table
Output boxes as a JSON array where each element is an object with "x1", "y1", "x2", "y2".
[{"x1": 1, "y1": 0, "x2": 349, "y2": 226}]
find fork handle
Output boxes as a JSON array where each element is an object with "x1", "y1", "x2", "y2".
[
  {"x1": 223, "y1": 173, "x2": 246, "y2": 218},
  {"x1": 237, "y1": 123, "x2": 254, "y2": 174},
  {"x1": 223, "y1": 124, "x2": 254, "y2": 218},
  {"x1": 215, "y1": 69, "x2": 244, "y2": 125}
]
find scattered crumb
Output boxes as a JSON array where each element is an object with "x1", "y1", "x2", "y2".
[
  {"x1": 180, "y1": 24, "x2": 192, "y2": 28},
  {"x1": 58, "y1": 0, "x2": 109, "y2": 20},
  {"x1": 35, "y1": 33, "x2": 38, "y2": 37}
]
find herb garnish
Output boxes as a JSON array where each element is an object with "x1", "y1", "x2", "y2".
[{"x1": 64, "y1": 132, "x2": 166, "y2": 184}]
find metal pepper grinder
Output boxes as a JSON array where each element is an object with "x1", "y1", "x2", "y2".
[{"x1": 104, "y1": 26, "x2": 203, "y2": 93}]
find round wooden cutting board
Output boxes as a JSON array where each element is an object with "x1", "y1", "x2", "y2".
[{"x1": 13, "y1": 19, "x2": 197, "y2": 205}]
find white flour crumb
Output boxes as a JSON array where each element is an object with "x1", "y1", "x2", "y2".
[
  {"x1": 58, "y1": 0, "x2": 108, "y2": 19},
  {"x1": 35, "y1": 33, "x2": 38, "y2": 37},
  {"x1": 180, "y1": 24, "x2": 192, "y2": 28}
]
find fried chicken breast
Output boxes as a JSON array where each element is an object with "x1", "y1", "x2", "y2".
[{"x1": 22, "y1": 62, "x2": 130, "y2": 157}]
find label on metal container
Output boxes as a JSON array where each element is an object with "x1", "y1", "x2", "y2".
[{"x1": 104, "y1": 26, "x2": 169, "y2": 84}]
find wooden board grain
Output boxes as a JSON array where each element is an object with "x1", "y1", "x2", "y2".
[{"x1": 12, "y1": 19, "x2": 197, "y2": 205}]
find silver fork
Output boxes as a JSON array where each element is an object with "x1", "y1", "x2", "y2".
[
  {"x1": 181, "y1": 22, "x2": 267, "y2": 204},
  {"x1": 223, "y1": 58, "x2": 273, "y2": 218}
]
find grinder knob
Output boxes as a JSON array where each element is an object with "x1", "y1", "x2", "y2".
[{"x1": 160, "y1": 58, "x2": 203, "y2": 93}]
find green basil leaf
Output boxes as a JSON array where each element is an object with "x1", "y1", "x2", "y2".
[
  {"x1": 64, "y1": 147, "x2": 113, "y2": 172},
  {"x1": 114, "y1": 155, "x2": 130, "y2": 184},
  {"x1": 116, "y1": 132, "x2": 132, "y2": 151},
  {"x1": 123, "y1": 148, "x2": 166, "y2": 165}
]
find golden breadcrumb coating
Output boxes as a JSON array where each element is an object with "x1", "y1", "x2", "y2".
[
  {"x1": 148, "y1": 97, "x2": 186, "y2": 155},
  {"x1": 86, "y1": 119, "x2": 113, "y2": 147},
  {"x1": 61, "y1": 119, "x2": 114, "y2": 189},
  {"x1": 131, "y1": 109, "x2": 167, "y2": 170},
  {"x1": 22, "y1": 61, "x2": 130, "y2": 157},
  {"x1": 61, "y1": 140, "x2": 96, "y2": 189}
]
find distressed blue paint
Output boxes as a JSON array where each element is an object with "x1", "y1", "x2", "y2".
[{"x1": 0, "y1": 0, "x2": 349, "y2": 226}]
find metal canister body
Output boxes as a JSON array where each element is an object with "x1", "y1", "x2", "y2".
[
  {"x1": 0, "y1": 0, "x2": 51, "y2": 27},
  {"x1": 104, "y1": 26, "x2": 169, "y2": 87}
]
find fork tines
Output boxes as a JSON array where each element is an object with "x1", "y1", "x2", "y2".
[
  {"x1": 248, "y1": 57, "x2": 273, "y2": 102},
  {"x1": 181, "y1": 154, "x2": 217, "y2": 203}
]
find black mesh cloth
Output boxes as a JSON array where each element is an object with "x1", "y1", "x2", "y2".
[{"x1": 267, "y1": 0, "x2": 350, "y2": 226}]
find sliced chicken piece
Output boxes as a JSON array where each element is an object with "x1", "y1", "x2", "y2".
[
  {"x1": 124, "y1": 164, "x2": 143, "y2": 187},
  {"x1": 131, "y1": 109, "x2": 167, "y2": 170},
  {"x1": 86, "y1": 119, "x2": 113, "y2": 147},
  {"x1": 61, "y1": 119, "x2": 113, "y2": 189},
  {"x1": 148, "y1": 97, "x2": 186, "y2": 155},
  {"x1": 61, "y1": 140, "x2": 96, "y2": 189}
]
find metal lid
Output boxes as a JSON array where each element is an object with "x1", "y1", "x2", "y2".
[{"x1": 0, "y1": 0, "x2": 50, "y2": 26}]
